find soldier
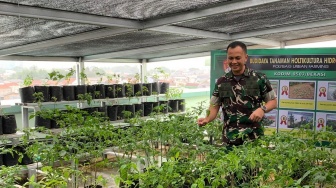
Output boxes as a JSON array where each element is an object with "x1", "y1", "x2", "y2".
[{"x1": 197, "y1": 41, "x2": 277, "y2": 146}]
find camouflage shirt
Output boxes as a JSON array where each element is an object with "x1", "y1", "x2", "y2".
[{"x1": 211, "y1": 67, "x2": 276, "y2": 146}]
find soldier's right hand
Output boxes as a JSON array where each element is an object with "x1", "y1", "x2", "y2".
[{"x1": 197, "y1": 118, "x2": 208, "y2": 126}]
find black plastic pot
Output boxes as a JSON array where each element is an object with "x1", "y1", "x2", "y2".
[
  {"x1": 151, "y1": 82, "x2": 160, "y2": 95},
  {"x1": 124, "y1": 104, "x2": 135, "y2": 118},
  {"x1": 133, "y1": 83, "x2": 143, "y2": 96},
  {"x1": 34, "y1": 85, "x2": 50, "y2": 102},
  {"x1": 16, "y1": 146, "x2": 33, "y2": 165},
  {"x1": 49, "y1": 86, "x2": 63, "y2": 101},
  {"x1": 3, "y1": 146, "x2": 19, "y2": 166},
  {"x1": 35, "y1": 114, "x2": 51, "y2": 129},
  {"x1": 107, "y1": 106, "x2": 118, "y2": 121},
  {"x1": 2, "y1": 115, "x2": 17, "y2": 134},
  {"x1": 124, "y1": 83, "x2": 134, "y2": 98},
  {"x1": 159, "y1": 100, "x2": 168, "y2": 114},
  {"x1": 177, "y1": 99, "x2": 186, "y2": 112},
  {"x1": 75, "y1": 85, "x2": 87, "y2": 100},
  {"x1": 50, "y1": 119, "x2": 60, "y2": 129},
  {"x1": 62, "y1": 85, "x2": 76, "y2": 101},
  {"x1": 159, "y1": 82, "x2": 169, "y2": 94},
  {"x1": 85, "y1": 185, "x2": 103, "y2": 188},
  {"x1": 115, "y1": 84, "x2": 125, "y2": 98},
  {"x1": 87, "y1": 85, "x2": 97, "y2": 100},
  {"x1": 134, "y1": 103, "x2": 144, "y2": 117},
  {"x1": 19, "y1": 86, "x2": 35, "y2": 103},
  {"x1": 117, "y1": 105, "x2": 126, "y2": 120},
  {"x1": 0, "y1": 154, "x2": 3, "y2": 166},
  {"x1": 142, "y1": 83, "x2": 152, "y2": 96},
  {"x1": 143, "y1": 102, "x2": 153, "y2": 116},
  {"x1": 105, "y1": 84, "x2": 116, "y2": 98},
  {"x1": 168, "y1": 100, "x2": 179, "y2": 113},
  {"x1": 0, "y1": 116, "x2": 3, "y2": 135},
  {"x1": 95, "y1": 84, "x2": 106, "y2": 99}
]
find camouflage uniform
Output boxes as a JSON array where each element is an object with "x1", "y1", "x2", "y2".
[{"x1": 211, "y1": 67, "x2": 276, "y2": 146}]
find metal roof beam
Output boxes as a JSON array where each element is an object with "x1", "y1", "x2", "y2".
[
  {"x1": 150, "y1": 25, "x2": 230, "y2": 39},
  {"x1": 233, "y1": 19, "x2": 336, "y2": 39},
  {"x1": 0, "y1": 2, "x2": 141, "y2": 28},
  {"x1": 0, "y1": 28, "x2": 133, "y2": 56},
  {"x1": 0, "y1": 55, "x2": 77, "y2": 62},
  {"x1": 151, "y1": 26, "x2": 280, "y2": 46},
  {"x1": 84, "y1": 38, "x2": 219, "y2": 61},
  {"x1": 142, "y1": 0, "x2": 282, "y2": 28}
]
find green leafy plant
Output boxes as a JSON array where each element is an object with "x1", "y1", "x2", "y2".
[{"x1": 23, "y1": 74, "x2": 33, "y2": 87}]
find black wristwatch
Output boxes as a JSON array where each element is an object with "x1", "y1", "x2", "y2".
[{"x1": 261, "y1": 105, "x2": 267, "y2": 112}]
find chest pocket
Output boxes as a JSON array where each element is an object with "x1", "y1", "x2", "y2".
[
  {"x1": 244, "y1": 77, "x2": 260, "y2": 97},
  {"x1": 218, "y1": 82, "x2": 233, "y2": 106}
]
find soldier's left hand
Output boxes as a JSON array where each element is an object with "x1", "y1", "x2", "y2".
[{"x1": 249, "y1": 108, "x2": 265, "y2": 122}]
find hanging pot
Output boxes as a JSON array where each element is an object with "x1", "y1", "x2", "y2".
[
  {"x1": 34, "y1": 85, "x2": 50, "y2": 102},
  {"x1": 19, "y1": 86, "x2": 35, "y2": 103},
  {"x1": 62, "y1": 85, "x2": 76, "y2": 101},
  {"x1": 2, "y1": 114, "x2": 17, "y2": 134}
]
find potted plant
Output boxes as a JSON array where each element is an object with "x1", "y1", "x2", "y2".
[
  {"x1": 94, "y1": 71, "x2": 106, "y2": 99},
  {"x1": 62, "y1": 68, "x2": 76, "y2": 101},
  {"x1": 19, "y1": 74, "x2": 35, "y2": 103},
  {"x1": 47, "y1": 70, "x2": 64, "y2": 102}
]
